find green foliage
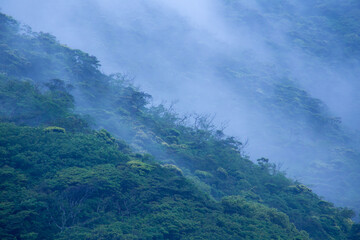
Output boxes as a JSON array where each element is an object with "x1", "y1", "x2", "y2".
[
  {"x1": 195, "y1": 170, "x2": 213, "y2": 179},
  {"x1": 161, "y1": 164, "x2": 183, "y2": 176},
  {"x1": 0, "y1": 11, "x2": 359, "y2": 240},
  {"x1": 0, "y1": 75, "x2": 89, "y2": 132},
  {"x1": 44, "y1": 126, "x2": 66, "y2": 134},
  {"x1": 222, "y1": 195, "x2": 293, "y2": 229},
  {"x1": 0, "y1": 123, "x2": 312, "y2": 239},
  {"x1": 126, "y1": 160, "x2": 155, "y2": 174},
  {"x1": 96, "y1": 129, "x2": 116, "y2": 144},
  {"x1": 139, "y1": 99, "x2": 358, "y2": 239}
]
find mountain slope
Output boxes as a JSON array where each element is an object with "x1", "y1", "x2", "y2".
[
  {"x1": 1, "y1": 122, "x2": 312, "y2": 240},
  {"x1": 1, "y1": 0, "x2": 359, "y2": 214},
  {"x1": 0, "y1": 12, "x2": 360, "y2": 239}
]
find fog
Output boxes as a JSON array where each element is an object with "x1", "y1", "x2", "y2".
[{"x1": 1, "y1": 0, "x2": 359, "y2": 214}]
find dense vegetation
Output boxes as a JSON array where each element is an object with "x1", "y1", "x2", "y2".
[
  {"x1": 1, "y1": 0, "x2": 360, "y2": 212},
  {"x1": 0, "y1": 11, "x2": 360, "y2": 239},
  {"x1": 1, "y1": 121, "x2": 313, "y2": 240}
]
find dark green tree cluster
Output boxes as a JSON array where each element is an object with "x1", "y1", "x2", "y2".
[{"x1": 0, "y1": 123, "x2": 312, "y2": 240}]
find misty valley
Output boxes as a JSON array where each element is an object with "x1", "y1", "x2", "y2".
[{"x1": 0, "y1": 0, "x2": 360, "y2": 239}]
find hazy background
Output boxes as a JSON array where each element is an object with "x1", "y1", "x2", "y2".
[
  {"x1": 1, "y1": 0, "x2": 359, "y2": 128},
  {"x1": 1, "y1": 0, "x2": 359, "y2": 213}
]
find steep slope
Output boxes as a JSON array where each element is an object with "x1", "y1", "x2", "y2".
[
  {"x1": 1, "y1": 0, "x2": 359, "y2": 214},
  {"x1": 1, "y1": 121, "x2": 313, "y2": 240},
  {"x1": 1, "y1": 13, "x2": 360, "y2": 239},
  {"x1": 0, "y1": 60, "x2": 310, "y2": 240}
]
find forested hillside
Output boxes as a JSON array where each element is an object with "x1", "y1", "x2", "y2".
[
  {"x1": 1, "y1": 121, "x2": 315, "y2": 239},
  {"x1": 2, "y1": 0, "x2": 359, "y2": 215},
  {"x1": 1, "y1": 12, "x2": 360, "y2": 239}
]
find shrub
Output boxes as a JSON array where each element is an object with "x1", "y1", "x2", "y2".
[
  {"x1": 216, "y1": 167, "x2": 228, "y2": 178},
  {"x1": 44, "y1": 126, "x2": 66, "y2": 134},
  {"x1": 127, "y1": 160, "x2": 155, "y2": 174},
  {"x1": 162, "y1": 164, "x2": 183, "y2": 176},
  {"x1": 195, "y1": 170, "x2": 213, "y2": 178}
]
